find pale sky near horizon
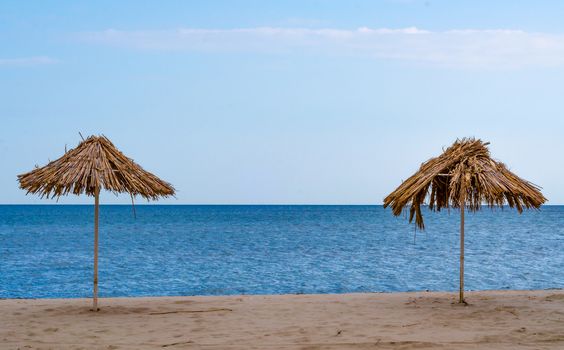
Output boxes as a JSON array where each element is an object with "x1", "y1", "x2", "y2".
[{"x1": 1, "y1": 0, "x2": 563, "y2": 204}]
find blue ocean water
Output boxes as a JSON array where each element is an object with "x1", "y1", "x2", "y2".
[{"x1": 1, "y1": 205, "x2": 563, "y2": 298}]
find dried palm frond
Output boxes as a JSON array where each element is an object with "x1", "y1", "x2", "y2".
[
  {"x1": 383, "y1": 138, "x2": 546, "y2": 229},
  {"x1": 18, "y1": 135, "x2": 175, "y2": 200}
]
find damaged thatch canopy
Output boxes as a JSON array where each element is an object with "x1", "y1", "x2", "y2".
[
  {"x1": 383, "y1": 138, "x2": 546, "y2": 229},
  {"x1": 18, "y1": 135, "x2": 175, "y2": 200}
]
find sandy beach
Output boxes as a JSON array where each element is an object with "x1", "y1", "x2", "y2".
[{"x1": 2, "y1": 290, "x2": 564, "y2": 349}]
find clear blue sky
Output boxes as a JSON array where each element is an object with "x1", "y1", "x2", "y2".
[{"x1": 1, "y1": 0, "x2": 563, "y2": 204}]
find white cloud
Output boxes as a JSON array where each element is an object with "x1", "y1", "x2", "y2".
[
  {"x1": 77, "y1": 27, "x2": 564, "y2": 68},
  {"x1": 0, "y1": 56, "x2": 59, "y2": 67}
]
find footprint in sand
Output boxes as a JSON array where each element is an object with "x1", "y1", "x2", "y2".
[{"x1": 545, "y1": 294, "x2": 564, "y2": 301}]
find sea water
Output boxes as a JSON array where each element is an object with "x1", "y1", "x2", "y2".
[{"x1": 1, "y1": 205, "x2": 563, "y2": 298}]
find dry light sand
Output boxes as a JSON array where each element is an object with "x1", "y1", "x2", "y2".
[{"x1": 2, "y1": 290, "x2": 564, "y2": 350}]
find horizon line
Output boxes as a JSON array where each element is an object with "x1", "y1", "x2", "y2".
[{"x1": 1, "y1": 203, "x2": 563, "y2": 206}]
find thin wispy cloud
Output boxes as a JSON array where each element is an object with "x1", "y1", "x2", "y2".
[
  {"x1": 77, "y1": 27, "x2": 564, "y2": 68},
  {"x1": 0, "y1": 56, "x2": 59, "y2": 67}
]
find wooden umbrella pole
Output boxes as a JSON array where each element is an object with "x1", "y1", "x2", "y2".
[
  {"x1": 459, "y1": 200, "x2": 465, "y2": 304},
  {"x1": 92, "y1": 188, "x2": 100, "y2": 311},
  {"x1": 130, "y1": 193, "x2": 136, "y2": 219}
]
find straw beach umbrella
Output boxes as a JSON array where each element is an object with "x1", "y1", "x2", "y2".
[
  {"x1": 383, "y1": 138, "x2": 545, "y2": 303},
  {"x1": 18, "y1": 135, "x2": 175, "y2": 310}
]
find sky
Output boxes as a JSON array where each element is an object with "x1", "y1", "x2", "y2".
[{"x1": 1, "y1": 0, "x2": 563, "y2": 204}]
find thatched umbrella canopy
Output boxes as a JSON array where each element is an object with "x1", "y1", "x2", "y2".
[
  {"x1": 18, "y1": 135, "x2": 175, "y2": 310},
  {"x1": 384, "y1": 138, "x2": 546, "y2": 303}
]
